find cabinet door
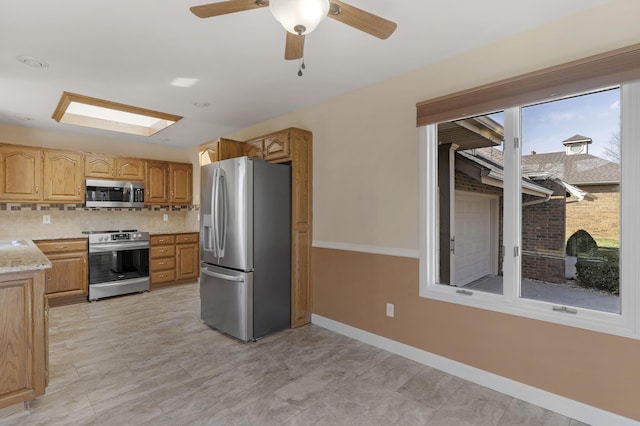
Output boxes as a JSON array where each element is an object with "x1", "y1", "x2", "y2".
[
  {"x1": 219, "y1": 139, "x2": 245, "y2": 160},
  {"x1": 44, "y1": 252, "x2": 87, "y2": 299},
  {"x1": 0, "y1": 145, "x2": 42, "y2": 201},
  {"x1": 170, "y1": 163, "x2": 192, "y2": 205},
  {"x1": 199, "y1": 141, "x2": 219, "y2": 166},
  {"x1": 145, "y1": 161, "x2": 169, "y2": 204},
  {"x1": 117, "y1": 158, "x2": 145, "y2": 181},
  {"x1": 176, "y1": 243, "x2": 199, "y2": 280},
  {"x1": 84, "y1": 154, "x2": 115, "y2": 178},
  {"x1": 264, "y1": 131, "x2": 290, "y2": 162},
  {"x1": 0, "y1": 272, "x2": 47, "y2": 408},
  {"x1": 243, "y1": 140, "x2": 264, "y2": 159},
  {"x1": 43, "y1": 150, "x2": 84, "y2": 202}
]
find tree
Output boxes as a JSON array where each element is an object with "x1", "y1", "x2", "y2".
[{"x1": 602, "y1": 131, "x2": 620, "y2": 163}]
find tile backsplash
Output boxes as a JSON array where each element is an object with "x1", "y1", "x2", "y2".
[{"x1": 0, "y1": 204, "x2": 200, "y2": 240}]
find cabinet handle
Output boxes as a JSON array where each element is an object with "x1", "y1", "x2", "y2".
[
  {"x1": 159, "y1": 261, "x2": 165, "y2": 265},
  {"x1": 55, "y1": 245, "x2": 66, "y2": 249},
  {"x1": 35, "y1": 184, "x2": 39, "y2": 194},
  {"x1": 77, "y1": 187, "x2": 80, "y2": 195}
]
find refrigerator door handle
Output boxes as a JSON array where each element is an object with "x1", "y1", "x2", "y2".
[
  {"x1": 201, "y1": 267, "x2": 245, "y2": 282},
  {"x1": 212, "y1": 167, "x2": 220, "y2": 257},
  {"x1": 219, "y1": 172, "x2": 227, "y2": 257}
]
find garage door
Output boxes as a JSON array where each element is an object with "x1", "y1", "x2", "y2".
[{"x1": 454, "y1": 192, "x2": 493, "y2": 286}]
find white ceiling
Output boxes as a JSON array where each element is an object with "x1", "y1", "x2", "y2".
[{"x1": 0, "y1": 0, "x2": 607, "y2": 149}]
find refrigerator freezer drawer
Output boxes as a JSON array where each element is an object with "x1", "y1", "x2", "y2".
[{"x1": 200, "y1": 264, "x2": 253, "y2": 341}]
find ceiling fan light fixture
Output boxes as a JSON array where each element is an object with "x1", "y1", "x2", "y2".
[{"x1": 269, "y1": 0, "x2": 330, "y2": 35}]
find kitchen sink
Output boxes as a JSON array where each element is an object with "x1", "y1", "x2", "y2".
[{"x1": 0, "y1": 240, "x2": 28, "y2": 248}]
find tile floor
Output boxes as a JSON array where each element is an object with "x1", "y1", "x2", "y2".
[{"x1": 2, "y1": 283, "x2": 587, "y2": 425}]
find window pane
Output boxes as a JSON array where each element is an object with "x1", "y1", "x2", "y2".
[
  {"x1": 520, "y1": 88, "x2": 621, "y2": 313},
  {"x1": 437, "y1": 112, "x2": 505, "y2": 294}
]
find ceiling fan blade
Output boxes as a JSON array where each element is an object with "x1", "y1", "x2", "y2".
[
  {"x1": 328, "y1": 1, "x2": 397, "y2": 40},
  {"x1": 190, "y1": 0, "x2": 268, "y2": 18},
  {"x1": 285, "y1": 32, "x2": 305, "y2": 60}
]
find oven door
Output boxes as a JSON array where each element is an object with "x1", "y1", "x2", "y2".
[{"x1": 88, "y1": 244, "x2": 149, "y2": 284}]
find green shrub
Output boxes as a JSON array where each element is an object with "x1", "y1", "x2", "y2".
[
  {"x1": 566, "y1": 229, "x2": 598, "y2": 256},
  {"x1": 575, "y1": 250, "x2": 619, "y2": 295}
]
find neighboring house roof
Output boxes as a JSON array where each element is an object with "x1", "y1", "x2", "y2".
[
  {"x1": 456, "y1": 150, "x2": 553, "y2": 198},
  {"x1": 521, "y1": 152, "x2": 620, "y2": 185}
]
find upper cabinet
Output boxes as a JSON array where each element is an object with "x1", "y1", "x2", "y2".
[
  {"x1": 170, "y1": 163, "x2": 192, "y2": 205},
  {"x1": 0, "y1": 145, "x2": 42, "y2": 201},
  {"x1": 263, "y1": 131, "x2": 291, "y2": 162},
  {"x1": 199, "y1": 138, "x2": 245, "y2": 166},
  {"x1": 0, "y1": 145, "x2": 83, "y2": 203},
  {"x1": 145, "y1": 160, "x2": 169, "y2": 204},
  {"x1": 85, "y1": 154, "x2": 144, "y2": 181},
  {"x1": 145, "y1": 160, "x2": 193, "y2": 205},
  {"x1": 43, "y1": 150, "x2": 84, "y2": 203}
]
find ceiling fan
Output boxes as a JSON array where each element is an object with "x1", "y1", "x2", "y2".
[{"x1": 190, "y1": 0, "x2": 397, "y2": 71}]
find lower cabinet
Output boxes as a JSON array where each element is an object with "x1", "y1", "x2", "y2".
[
  {"x1": 34, "y1": 239, "x2": 88, "y2": 306},
  {"x1": 0, "y1": 270, "x2": 48, "y2": 409},
  {"x1": 150, "y1": 233, "x2": 199, "y2": 288}
]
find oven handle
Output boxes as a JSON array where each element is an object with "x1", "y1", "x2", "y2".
[{"x1": 89, "y1": 242, "x2": 150, "y2": 253}]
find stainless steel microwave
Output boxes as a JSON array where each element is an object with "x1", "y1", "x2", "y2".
[{"x1": 85, "y1": 179, "x2": 145, "y2": 208}]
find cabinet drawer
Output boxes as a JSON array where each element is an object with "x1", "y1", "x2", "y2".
[
  {"x1": 36, "y1": 239, "x2": 88, "y2": 254},
  {"x1": 151, "y1": 245, "x2": 175, "y2": 259},
  {"x1": 176, "y1": 233, "x2": 198, "y2": 244},
  {"x1": 151, "y1": 235, "x2": 176, "y2": 245},
  {"x1": 152, "y1": 270, "x2": 175, "y2": 284},
  {"x1": 151, "y1": 257, "x2": 175, "y2": 271}
]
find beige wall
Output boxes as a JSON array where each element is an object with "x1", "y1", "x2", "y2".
[{"x1": 225, "y1": 0, "x2": 640, "y2": 421}]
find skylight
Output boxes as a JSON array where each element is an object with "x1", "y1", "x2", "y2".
[{"x1": 52, "y1": 92, "x2": 182, "y2": 137}]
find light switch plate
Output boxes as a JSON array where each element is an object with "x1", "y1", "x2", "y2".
[
  {"x1": 163, "y1": 214, "x2": 168, "y2": 221},
  {"x1": 386, "y1": 303, "x2": 394, "y2": 318},
  {"x1": 42, "y1": 215, "x2": 51, "y2": 224}
]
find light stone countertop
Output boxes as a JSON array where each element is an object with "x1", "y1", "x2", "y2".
[{"x1": 0, "y1": 240, "x2": 52, "y2": 273}]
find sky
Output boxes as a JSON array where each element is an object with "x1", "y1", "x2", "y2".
[{"x1": 488, "y1": 87, "x2": 620, "y2": 159}]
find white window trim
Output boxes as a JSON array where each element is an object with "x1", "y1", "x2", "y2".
[{"x1": 419, "y1": 81, "x2": 640, "y2": 339}]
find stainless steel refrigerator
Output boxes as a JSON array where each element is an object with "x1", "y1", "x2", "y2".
[{"x1": 200, "y1": 156, "x2": 291, "y2": 341}]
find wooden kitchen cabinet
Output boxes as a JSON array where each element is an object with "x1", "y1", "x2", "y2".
[
  {"x1": 42, "y1": 150, "x2": 84, "y2": 203},
  {"x1": 0, "y1": 144, "x2": 42, "y2": 201},
  {"x1": 34, "y1": 239, "x2": 88, "y2": 306},
  {"x1": 170, "y1": 163, "x2": 192, "y2": 205},
  {"x1": 150, "y1": 234, "x2": 176, "y2": 287},
  {"x1": 176, "y1": 233, "x2": 199, "y2": 281},
  {"x1": 150, "y1": 233, "x2": 198, "y2": 287},
  {"x1": 0, "y1": 270, "x2": 47, "y2": 409},
  {"x1": 198, "y1": 138, "x2": 245, "y2": 166},
  {"x1": 145, "y1": 160, "x2": 169, "y2": 204},
  {"x1": 0, "y1": 145, "x2": 83, "y2": 203},
  {"x1": 263, "y1": 131, "x2": 290, "y2": 162},
  {"x1": 85, "y1": 154, "x2": 145, "y2": 181},
  {"x1": 145, "y1": 161, "x2": 193, "y2": 205}
]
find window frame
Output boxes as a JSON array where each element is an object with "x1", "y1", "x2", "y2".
[{"x1": 419, "y1": 81, "x2": 640, "y2": 338}]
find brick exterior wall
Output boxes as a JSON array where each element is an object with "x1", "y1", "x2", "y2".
[
  {"x1": 522, "y1": 180, "x2": 567, "y2": 284},
  {"x1": 565, "y1": 184, "x2": 620, "y2": 240}
]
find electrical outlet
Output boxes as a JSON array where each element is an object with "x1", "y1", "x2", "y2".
[
  {"x1": 386, "y1": 303, "x2": 394, "y2": 318},
  {"x1": 42, "y1": 215, "x2": 51, "y2": 224},
  {"x1": 163, "y1": 214, "x2": 168, "y2": 222}
]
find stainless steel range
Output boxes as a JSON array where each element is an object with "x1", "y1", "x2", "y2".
[{"x1": 83, "y1": 229, "x2": 150, "y2": 301}]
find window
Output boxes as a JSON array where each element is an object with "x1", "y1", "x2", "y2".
[{"x1": 420, "y1": 82, "x2": 640, "y2": 338}]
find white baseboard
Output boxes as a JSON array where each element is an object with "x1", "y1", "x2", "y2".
[{"x1": 311, "y1": 314, "x2": 638, "y2": 426}]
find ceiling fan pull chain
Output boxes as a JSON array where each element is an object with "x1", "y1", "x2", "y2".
[{"x1": 298, "y1": 58, "x2": 304, "y2": 76}]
